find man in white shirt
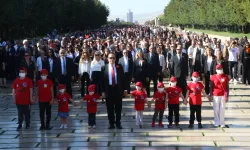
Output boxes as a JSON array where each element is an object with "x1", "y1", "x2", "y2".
[
  {"x1": 187, "y1": 41, "x2": 196, "y2": 76},
  {"x1": 119, "y1": 50, "x2": 133, "y2": 94},
  {"x1": 102, "y1": 53, "x2": 125, "y2": 129},
  {"x1": 228, "y1": 41, "x2": 239, "y2": 83}
]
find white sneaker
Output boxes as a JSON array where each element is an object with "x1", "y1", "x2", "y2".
[
  {"x1": 60, "y1": 124, "x2": 64, "y2": 129},
  {"x1": 88, "y1": 126, "x2": 92, "y2": 129},
  {"x1": 233, "y1": 79, "x2": 238, "y2": 84},
  {"x1": 229, "y1": 79, "x2": 233, "y2": 83},
  {"x1": 220, "y1": 125, "x2": 225, "y2": 128},
  {"x1": 92, "y1": 125, "x2": 96, "y2": 129},
  {"x1": 214, "y1": 124, "x2": 219, "y2": 127},
  {"x1": 64, "y1": 124, "x2": 68, "y2": 129}
]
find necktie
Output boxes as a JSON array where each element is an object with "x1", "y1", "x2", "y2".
[
  {"x1": 63, "y1": 57, "x2": 66, "y2": 75},
  {"x1": 111, "y1": 66, "x2": 115, "y2": 86}
]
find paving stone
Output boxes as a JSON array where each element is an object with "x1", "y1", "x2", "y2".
[
  {"x1": 217, "y1": 142, "x2": 250, "y2": 147},
  {"x1": 151, "y1": 141, "x2": 215, "y2": 146},
  {"x1": 0, "y1": 82, "x2": 250, "y2": 148}
]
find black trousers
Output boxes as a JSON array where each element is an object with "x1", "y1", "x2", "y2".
[
  {"x1": 229, "y1": 61, "x2": 238, "y2": 79},
  {"x1": 205, "y1": 71, "x2": 210, "y2": 94},
  {"x1": 81, "y1": 72, "x2": 90, "y2": 97},
  {"x1": 152, "y1": 110, "x2": 164, "y2": 122},
  {"x1": 58, "y1": 75, "x2": 72, "y2": 98},
  {"x1": 146, "y1": 75, "x2": 157, "y2": 96},
  {"x1": 16, "y1": 104, "x2": 30, "y2": 126},
  {"x1": 91, "y1": 71, "x2": 102, "y2": 95},
  {"x1": 88, "y1": 113, "x2": 96, "y2": 126},
  {"x1": 188, "y1": 58, "x2": 193, "y2": 77},
  {"x1": 177, "y1": 75, "x2": 187, "y2": 96},
  {"x1": 48, "y1": 73, "x2": 57, "y2": 98},
  {"x1": 158, "y1": 66, "x2": 163, "y2": 82},
  {"x1": 189, "y1": 105, "x2": 202, "y2": 124},
  {"x1": 124, "y1": 73, "x2": 132, "y2": 94},
  {"x1": 243, "y1": 58, "x2": 250, "y2": 84},
  {"x1": 168, "y1": 104, "x2": 179, "y2": 124},
  {"x1": 39, "y1": 102, "x2": 52, "y2": 126},
  {"x1": 106, "y1": 85, "x2": 122, "y2": 126}
]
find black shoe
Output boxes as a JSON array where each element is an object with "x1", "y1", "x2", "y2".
[
  {"x1": 188, "y1": 124, "x2": 194, "y2": 129},
  {"x1": 175, "y1": 122, "x2": 180, "y2": 127},
  {"x1": 17, "y1": 125, "x2": 22, "y2": 131},
  {"x1": 40, "y1": 125, "x2": 45, "y2": 130},
  {"x1": 139, "y1": 125, "x2": 142, "y2": 128},
  {"x1": 198, "y1": 123, "x2": 203, "y2": 129},
  {"x1": 26, "y1": 125, "x2": 30, "y2": 129},
  {"x1": 168, "y1": 123, "x2": 173, "y2": 128},
  {"x1": 116, "y1": 125, "x2": 123, "y2": 129},
  {"x1": 46, "y1": 126, "x2": 52, "y2": 130},
  {"x1": 108, "y1": 125, "x2": 115, "y2": 129}
]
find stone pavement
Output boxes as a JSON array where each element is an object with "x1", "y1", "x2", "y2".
[{"x1": 0, "y1": 81, "x2": 250, "y2": 149}]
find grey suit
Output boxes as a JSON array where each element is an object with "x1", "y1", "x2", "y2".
[{"x1": 170, "y1": 53, "x2": 188, "y2": 95}]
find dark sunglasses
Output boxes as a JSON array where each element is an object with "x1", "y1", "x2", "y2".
[
  {"x1": 95, "y1": 54, "x2": 100, "y2": 56},
  {"x1": 108, "y1": 57, "x2": 115, "y2": 59}
]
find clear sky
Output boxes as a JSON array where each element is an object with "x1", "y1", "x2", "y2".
[{"x1": 99, "y1": 0, "x2": 170, "y2": 22}]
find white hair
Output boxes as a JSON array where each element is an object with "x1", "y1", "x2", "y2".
[{"x1": 23, "y1": 39, "x2": 28, "y2": 45}]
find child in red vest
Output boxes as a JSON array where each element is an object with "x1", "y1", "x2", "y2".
[
  {"x1": 35, "y1": 69, "x2": 54, "y2": 130},
  {"x1": 166, "y1": 77, "x2": 185, "y2": 128},
  {"x1": 185, "y1": 72, "x2": 210, "y2": 128},
  {"x1": 151, "y1": 82, "x2": 167, "y2": 127},
  {"x1": 12, "y1": 67, "x2": 34, "y2": 130},
  {"x1": 78, "y1": 84, "x2": 100, "y2": 129},
  {"x1": 131, "y1": 82, "x2": 148, "y2": 128},
  {"x1": 56, "y1": 84, "x2": 74, "y2": 129}
]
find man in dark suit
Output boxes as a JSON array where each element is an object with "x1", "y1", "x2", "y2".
[
  {"x1": 146, "y1": 45, "x2": 160, "y2": 97},
  {"x1": 53, "y1": 49, "x2": 74, "y2": 97},
  {"x1": 102, "y1": 53, "x2": 125, "y2": 129},
  {"x1": 170, "y1": 45, "x2": 189, "y2": 96},
  {"x1": 118, "y1": 49, "x2": 134, "y2": 94}
]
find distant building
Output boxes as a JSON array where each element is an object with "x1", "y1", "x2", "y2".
[
  {"x1": 116, "y1": 18, "x2": 120, "y2": 24},
  {"x1": 127, "y1": 9, "x2": 133, "y2": 23}
]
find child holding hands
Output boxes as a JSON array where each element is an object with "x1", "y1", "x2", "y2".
[
  {"x1": 131, "y1": 82, "x2": 149, "y2": 128},
  {"x1": 165, "y1": 77, "x2": 185, "y2": 128},
  {"x1": 151, "y1": 82, "x2": 167, "y2": 127},
  {"x1": 78, "y1": 84, "x2": 100, "y2": 129},
  {"x1": 185, "y1": 72, "x2": 210, "y2": 129},
  {"x1": 56, "y1": 84, "x2": 74, "y2": 129}
]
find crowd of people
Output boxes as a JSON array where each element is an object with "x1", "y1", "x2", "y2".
[{"x1": 1, "y1": 25, "x2": 249, "y2": 130}]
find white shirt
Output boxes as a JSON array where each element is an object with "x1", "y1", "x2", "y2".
[
  {"x1": 188, "y1": 46, "x2": 195, "y2": 58},
  {"x1": 124, "y1": 57, "x2": 128, "y2": 73},
  {"x1": 36, "y1": 57, "x2": 43, "y2": 71},
  {"x1": 78, "y1": 60, "x2": 90, "y2": 75},
  {"x1": 159, "y1": 54, "x2": 166, "y2": 71},
  {"x1": 108, "y1": 64, "x2": 117, "y2": 85},
  {"x1": 228, "y1": 47, "x2": 238, "y2": 62},
  {"x1": 66, "y1": 53, "x2": 74, "y2": 59},
  {"x1": 90, "y1": 60, "x2": 105, "y2": 79},
  {"x1": 60, "y1": 57, "x2": 66, "y2": 74},
  {"x1": 207, "y1": 57, "x2": 213, "y2": 72}
]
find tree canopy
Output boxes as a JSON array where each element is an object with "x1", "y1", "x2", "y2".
[
  {"x1": 0, "y1": 0, "x2": 109, "y2": 39},
  {"x1": 162, "y1": 0, "x2": 250, "y2": 33}
]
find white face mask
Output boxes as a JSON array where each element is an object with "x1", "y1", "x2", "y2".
[
  {"x1": 192, "y1": 77, "x2": 199, "y2": 82},
  {"x1": 170, "y1": 82, "x2": 176, "y2": 87},
  {"x1": 59, "y1": 89, "x2": 65, "y2": 93},
  {"x1": 216, "y1": 69, "x2": 223, "y2": 75},
  {"x1": 89, "y1": 92, "x2": 94, "y2": 95},
  {"x1": 136, "y1": 86, "x2": 141, "y2": 91},
  {"x1": 158, "y1": 88, "x2": 164, "y2": 92},
  {"x1": 19, "y1": 73, "x2": 26, "y2": 78},
  {"x1": 41, "y1": 75, "x2": 47, "y2": 80}
]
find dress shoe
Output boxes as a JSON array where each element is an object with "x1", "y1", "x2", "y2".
[{"x1": 108, "y1": 125, "x2": 115, "y2": 129}]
